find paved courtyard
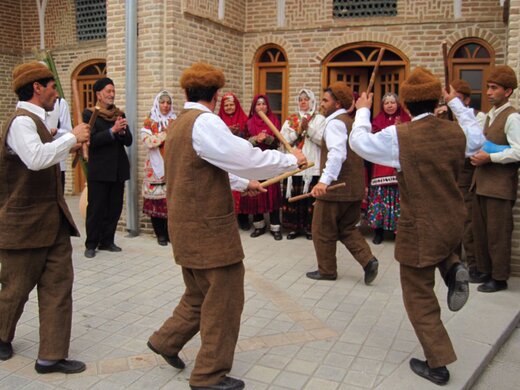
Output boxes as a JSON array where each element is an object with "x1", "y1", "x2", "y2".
[{"x1": 0, "y1": 196, "x2": 519, "y2": 389}]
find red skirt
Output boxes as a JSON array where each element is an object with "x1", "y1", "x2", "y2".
[
  {"x1": 143, "y1": 198, "x2": 168, "y2": 219},
  {"x1": 239, "y1": 183, "x2": 281, "y2": 214}
]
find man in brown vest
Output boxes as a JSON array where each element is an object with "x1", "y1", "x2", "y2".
[
  {"x1": 350, "y1": 67, "x2": 483, "y2": 385},
  {"x1": 147, "y1": 63, "x2": 306, "y2": 390},
  {"x1": 306, "y1": 82, "x2": 379, "y2": 283},
  {"x1": 0, "y1": 62, "x2": 90, "y2": 373},
  {"x1": 470, "y1": 65, "x2": 520, "y2": 292}
]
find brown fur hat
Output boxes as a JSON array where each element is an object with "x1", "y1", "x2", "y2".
[
  {"x1": 451, "y1": 79, "x2": 471, "y2": 97},
  {"x1": 400, "y1": 67, "x2": 442, "y2": 103},
  {"x1": 487, "y1": 65, "x2": 517, "y2": 90},
  {"x1": 180, "y1": 62, "x2": 225, "y2": 90},
  {"x1": 327, "y1": 81, "x2": 353, "y2": 109},
  {"x1": 12, "y1": 61, "x2": 54, "y2": 92}
]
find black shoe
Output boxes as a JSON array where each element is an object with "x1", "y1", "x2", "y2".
[
  {"x1": 447, "y1": 263, "x2": 469, "y2": 312},
  {"x1": 35, "y1": 359, "x2": 86, "y2": 374},
  {"x1": 372, "y1": 229, "x2": 384, "y2": 245},
  {"x1": 84, "y1": 248, "x2": 96, "y2": 258},
  {"x1": 286, "y1": 231, "x2": 299, "y2": 240},
  {"x1": 238, "y1": 220, "x2": 250, "y2": 231},
  {"x1": 250, "y1": 227, "x2": 266, "y2": 238},
  {"x1": 305, "y1": 270, "x2": 337, "y2": 281},
  {"x1": 147, "y1": 341, "x2": 185, "y2": 369},
  {"x1": 409, "y1": 358, "x2": 449, "y2": 385},
  {"x1": 477, "y1": 279, "x2": 508, "y2": 293},
  {"x1": 470, "y1": 271, "x2": 491, "y2": 284},
  {"x1": 271, "y1": 230, "x2": 282, "y2": 240},
  {"x1": 190, "y1": 376, "x2": 245, "y2": 390},
  {"x1": 364, "y1": 257, "x2": 379, "y2": 285},
  {"x1": 98, "y1": 243, "x2": 122, "y2": 252},
  {"x1": 0, "y1": 341, "x2": 13, "y2": 361},
  {"x1": 306, "y1": 232, "x2": 312, "y2": 240},
  {"x1": 157, "y1": 237, "x2": 168, "y2": 246}
]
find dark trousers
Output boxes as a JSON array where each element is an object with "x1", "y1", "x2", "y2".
[
  {"x1": 149, "y1": 262, "x2": 245, "y2": 387},
  {"x1": 455, "y1": 184, "x2": 475, "y2": 269},
  {"x1": 151, "y1": 217, "x2": 169, "y2": 240},
  {"x1": 472, "y1": 194, "x2": 514, "y2": 280},
  {"x1": 85, "y1": 180, "x2": 125, "y2": 249},
  {"x1": 312, "y1": 200, "x2": 374, "y2": 276},
  {"x1": 400, "y1": 255, "x2": 459, "y2": 368},
  {"x1": 61, "y1": 171, "x2": 66, "y2": 195},
  {"x1": 0, "y1": 218, "x2": 73, "y2": 360},
  {"x1": 253, "y1": 211, "x2": 280, "y2": 226}
]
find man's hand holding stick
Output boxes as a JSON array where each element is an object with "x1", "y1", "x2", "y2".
[{"x1": 288, "y1": 182, "x2": 346, "y2": 202}]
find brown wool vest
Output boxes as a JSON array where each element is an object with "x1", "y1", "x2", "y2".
[
  {"x1": 0, "y1": 109, "x2": 79, "y2": 249},
  {"x1": 165, "y1": 109, "x2": 244, "y2": 269},
  {"x1": 317, "y1": 113, "x2": 364, "y2": 202},
  {"x1": 472, "y1": 105, "x2": 518, "y2": 200},
  {"x1": 395, "y1": 116, "x2": 466, "y2": 268}
]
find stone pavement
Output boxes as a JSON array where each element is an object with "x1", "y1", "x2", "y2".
[{"x1": 0, "y1": 196, "x2": 519, "y2": 390}]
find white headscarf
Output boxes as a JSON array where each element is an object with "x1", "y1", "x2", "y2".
[
  {"x1": 297, "y1": 88, "x2": 316, "y2": 117},
  {"x1": 149, "y1": 90, "x2": 176, "y2": 129}
]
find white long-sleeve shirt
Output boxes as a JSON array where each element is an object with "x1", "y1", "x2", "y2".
[
  {"x1": 349, "y1": 98, "x2": 485, "y2": 169},
  {"x1": 187, "y1": 102, "x2": 298, "y2": 191},
  {"x1": 319, "y1": 108, "x2": 348, "y2": 185},
  {"x1": 44, "y1": 98, "x2": 73, "y2": 171},
  {"x1": 7, "y1": 101, "x2": 77, "y2": 171},
  {"x1": 483, "y1": 102, "x2": 520, "y2": 164}
]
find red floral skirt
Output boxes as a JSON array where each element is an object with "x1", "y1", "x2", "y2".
[
  {"x1": 143, "y1": 198, "x2": 168, "y2": 219},
  {"x1": 239, "y1": 183, "x2": 281, "y2": 214}
]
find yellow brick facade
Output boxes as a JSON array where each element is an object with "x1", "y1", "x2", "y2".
[{"x1": 1, "y1": 0, "x2": 520, "y2": 274}]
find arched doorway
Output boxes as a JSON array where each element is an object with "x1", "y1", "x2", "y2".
[
  {"x1": 254, "y1": 44, "x2": 289, "y2": 123},
  {"x1": 448, "y1": 38, "x2": 494, "y2": 113},
  {"x1": 71, "y1": 59, "x2": 106, "y2": 193},
  {"x1": 322, "y1": 42, "x2": 409, "y2": 116}
]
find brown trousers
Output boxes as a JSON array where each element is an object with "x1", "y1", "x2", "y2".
[
  {"x1": 0, "y1": 218, "x2": 73, "y2": 360},
  {"x1": 312, "y1": 200, "x2": 374, "y2": 276},
  {"x1": 400, "y1": 255, "x2": 459, "y2": 368},
  {"x1": 472, "y1": 194, "x2": 515, "y2": 280},
  {"x1": 456, "y1": 184, "x2": 475, "y2": 269},
  {"x1": 149, "y1": 261, "x2": 245, "y2": 387}
]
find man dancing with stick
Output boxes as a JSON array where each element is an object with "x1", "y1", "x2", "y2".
[
  {"x1": 350, "y1": 67, "x2": 483, "y2": 385},
  {"x1": 147, "y1": 62, "x2": 306, "y2": 390},
  {"x1": 305, "y1": 81, "x2": 379, "y2": 282}
]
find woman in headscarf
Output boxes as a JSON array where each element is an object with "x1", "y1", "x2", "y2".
[
  {"x1": 241, "y1": 94, "x2": 283, "y2": 240},
  {"x1": 218, "y1": 92, "x2": 250, "y2": 230},
  {"x1": 368, "y1": 92, "x2": 411, "y2": 244},
  {"x1": 141, "y1": 90, "x2": 176, "y2": 246},
  {"x1": 280, "y1": 89, "x2": 325, "y2": 240}
]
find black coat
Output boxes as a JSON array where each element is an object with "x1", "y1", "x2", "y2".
[{"x1": 83, "y1": 109, "x2": 133, "y2": 182}]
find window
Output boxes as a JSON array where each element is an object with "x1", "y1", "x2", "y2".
[
  {"x1": 254, "y1": 45, "x2": 288, "y2": 123},
  {"x1": 449, "y1": 38, "x2": 494, "y2": 112},
  {"x1": 333, "y1": 0, "x2": 397, "y2": 19},
  {"x1": 76, "y1": 0, "x2": 106, "y2": 41}
]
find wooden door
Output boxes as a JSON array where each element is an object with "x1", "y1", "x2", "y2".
[
  {"x1": 329, "y1": 67, "x2": 369, "y2": 95},
  {"x1": 259, "y1": 67, "x2": 287, "y2": 124}
]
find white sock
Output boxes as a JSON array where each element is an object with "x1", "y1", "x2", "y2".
[{"x1": 37, "y1": 359, "x2": 57, "y2": 366}]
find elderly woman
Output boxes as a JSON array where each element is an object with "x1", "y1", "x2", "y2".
[
  {"x1": 280, "y1": 89, "x2": 325, "y2": 239},
  {"x1": 241, "y1": 94, "x2": 283, "y2": 240},
  {"x1": 218, "y1": 92, "x2": 250, "y2": 230},
  {"x1": 141, "y1": 90, "x2": 176, "y2": 245},
  {"x1": 368, "y1": 92, "x2": 411, "y2": 244}
]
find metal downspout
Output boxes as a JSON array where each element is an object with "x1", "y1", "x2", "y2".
[{"x1": 125, "y1": 0, "x2": 139, "y2": 236}]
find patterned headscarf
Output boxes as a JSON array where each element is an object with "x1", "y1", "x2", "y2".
[
  {"x1": 149, "y1": 90, "x2": 176, "y2": 129},
  {"x1": 297, "y1": 89, "x2": 317, "y2": 117}
]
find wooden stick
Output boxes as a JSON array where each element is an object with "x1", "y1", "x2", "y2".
[
  {"x1": 260, "y1": 162, "x2": 315, "y2": 188},
  {"x1": 366, "y1": 48, "x2": 385, "y2": 94},
  {"x1": 72, "y1": 107, "x2": 98, "y2": 167},
  {"x1": 442, "y1": 41, "x2": 450, "y2": 94},
  {"x1": 288, "y1": 182, "x2": 346, "y2": 203},
  {"x1": 71, "y1": 81, "x2": 84, "y2": 168},
  {"x1": 257, "y1": 110, "x2": 294, "y2": 154}
]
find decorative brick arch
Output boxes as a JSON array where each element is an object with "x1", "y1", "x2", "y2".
[
  {"x1": 245, "y1": 36, "x2": 295, "y2": 65},
  {"x1": 315, "y1": 32, "x2": 413, "y2": 64},
  {"x1": 67, "y1": 52, "x2": 107, "y2": 81},
  {"x1": 444, "y1": 27, "x2": 504, "y2": 57}
]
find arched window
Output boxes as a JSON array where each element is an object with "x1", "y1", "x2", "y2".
[
  {"x1": 254, "y1": 45, "x2": 288, "y2": 123},
  {"x1": 449, "y1": 38, "x2": 494, "y2": 112},
  {"x1": 322, "y1": 43, "x2": 408, "y2": 116}
]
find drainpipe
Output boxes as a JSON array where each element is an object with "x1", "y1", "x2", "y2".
[{"x1": 125, "y1": 0, "x2": 139, "y2": 236}]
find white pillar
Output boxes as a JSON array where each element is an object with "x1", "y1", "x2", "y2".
[
  {"x1": 454, "y1": 0, "x2": 462, "y2": 19},
  {"x1": 277, "y1": 0, "x2": 285, "y2": 27},
  {"x1": 36, "y1": 0, "x2": 48, "y2": 49},
  {"x1": 218, "y1": 0, "x2": 225, "y2": 20}
]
